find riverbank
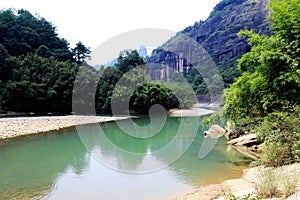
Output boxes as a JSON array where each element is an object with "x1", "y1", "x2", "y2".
[
  {"x1": 169, "y1": 103, "x2": 217, "y2": 117},
  {"x1": 0, "y1": 105, "x2": 216, "y2": 140},
  {"x1": 173, "y1": 163, "x2": 300, "y2": 200},
  {"x1": 169, "y1": 108, "x2": 215, "y2": 117},
  {"x1": 0, "y1": 115, "x2": 129, "y2": 140}
]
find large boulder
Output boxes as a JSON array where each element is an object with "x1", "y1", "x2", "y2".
[{"x1": 203, "y1": 125, "x2": 226, "y2": 139}]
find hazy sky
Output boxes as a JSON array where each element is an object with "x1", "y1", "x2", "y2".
[{"x1": 1, "y1": 0, "x2": 221, "y2": 52}]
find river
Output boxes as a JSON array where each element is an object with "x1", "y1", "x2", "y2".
[{"x1": 0, "y1": 116, "x2": 252, "y2": 199}]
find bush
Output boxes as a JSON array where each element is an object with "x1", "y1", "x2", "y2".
[
  {"x1": 256, "y1": 106, "x2": 300, "y2": 166},
  {"x1": 130, "y1": 83, "x2": 179, "y2": 114},
  {"x1": 262, "y1": 142, "x2": 291, "y2": 167}
]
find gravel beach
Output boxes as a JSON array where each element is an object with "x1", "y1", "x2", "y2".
[
  {"x1": 0, "y1": 115, "x2": 129, "y2": 140},
  {"x1": 0, "y1": 106, "x2": 215, "y2": 140}
]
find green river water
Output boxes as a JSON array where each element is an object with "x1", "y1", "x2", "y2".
[{"x1": 0, "y1": 116, "x2": 252, "y2": 200}]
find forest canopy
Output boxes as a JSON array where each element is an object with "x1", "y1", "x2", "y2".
[{"x1": 0, "y1": 9, "x2": 193, "y2": 114}]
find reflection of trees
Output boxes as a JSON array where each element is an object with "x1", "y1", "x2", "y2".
[
  {"x1": 77, "y1": 122, "x2": 145, "y2": 172},
  {"x1": 0, "y1": 128, "x2": 89, "y2": 199},
  {"x1": 79, "y1": 116, "x2": 200, "y2": 173}
]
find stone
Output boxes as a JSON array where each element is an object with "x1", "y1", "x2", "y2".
[{"x1": 203, "y1": 124, "x2": 226, "y2": 139}]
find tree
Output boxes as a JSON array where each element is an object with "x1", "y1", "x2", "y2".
[
  {"x1": 116, "y1": 50, "x2": 145, "y2": 73},
  {"x1": 224, "y1": 0, "x2": 300, "y2": 119},
  {"x1": 95, "y1": 67, "x2": 122, "y2": 114},
  {"x1": 111, "y1": 67, "x2": 153, "y2": 114},
  {"x1": 0, "y1": 43, "x2": 19, "y2": 82},
  {"x1": 0, "y1": 9, "x2": 73, "y2": 61},
  {"x1": 72, "y1": 65, "x2": 99, "y2": 114},
  {"x1": 183, "y1": 68, "x2": 208, "y2": 95},
  {"x1": 163, "y1": 81, "x2": 195, "y2": 109},
  {"x1": 130, "y1": 83, "x2": 178, "y2": 114},
  {"x1": 72, "y1": 41, "x2": 91, "y2": 64},
  {"x1": 1, "y1": 54, "x2": 79, "y2": 112}
]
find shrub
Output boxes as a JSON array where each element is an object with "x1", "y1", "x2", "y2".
[
  {"x1": 262, "y1": 142, "x2": 291, "y2": 167},
  {"x1": 256, "y1": 106, "x2": 300, "y2": 166}
]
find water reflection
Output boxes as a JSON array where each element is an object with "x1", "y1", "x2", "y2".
[
  {"x1": 0, "y1": 129, "x2": 89, "y2": 199},
  {"x1": 77, "y1": 116, "x2": 200, "y2": 173},
  {"x1": 0, "y1": 117, "x2": 251, "y2": 199}
]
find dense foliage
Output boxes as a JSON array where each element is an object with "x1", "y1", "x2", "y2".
[
  {"x1": 257, "y1": 106, "x2": 300, "y2": 166},
  {"x1": 0, "y1": 9, "x2": 73, "y2": 61},
  {"x1": 225, "y1": 0, "x2": 300, "y2": 119},
  {"x1": 130, "y1": 83, "x2": 179, "y2": 114},
  {"x1": 115, "y1": 50, "x2": 145, "y2": 73},
  {"x1": 3, "y1": 54, "x2": 78, "y2": 112},
  {"x1": 111, "y1": 66, "x2": 194, "y2": 115},
  {"x1": 223, "y1": 0, "x2": 300, "y2": 166},
  {"x1": 0, "y1": 9, "x2": 194, "y2": 114},
  {"x1": 0, "y1": 9, "x2": 93, "y2": 113}
]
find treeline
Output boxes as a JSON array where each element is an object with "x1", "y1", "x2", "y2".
[
  {"x1": 0, "y1": 50, "x2": 78, "y2": 112},
  {"x1": 0, "y1": 9, "x2": 194, "y2": 114},
  {"x1": 76, "y1": 50, "x2": 195, "y2": 115}
]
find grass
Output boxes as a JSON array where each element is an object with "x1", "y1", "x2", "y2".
[
  {"x1": 255, "y1": 168, "x2": 278, "y2": 198},
  {"x1": 254, "y1": 167, "x2": 299, "y2": 198},
  {"x1": 281, "y1": 172, "x2": 298, "y2": 198},
  {"x1": 224, "y1": 193, "x2": 261, "y2": 200}
]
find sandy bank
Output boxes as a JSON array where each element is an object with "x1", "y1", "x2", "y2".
[
  {"x1": 169, "y1": 107, "x2": 215, "y2": 117},
  {"x1": 0, "y1": 115, "x2": 129, "y2": 140},
  {"x1": 173, "y1": 163, "x2": 300, "y2": 200}
]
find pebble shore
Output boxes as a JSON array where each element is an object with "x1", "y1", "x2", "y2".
[
  {"x1": 0, "y1": 105, "x2": 216, "y2": 140},
  {"x1": 0, "y1": 115, "x2": 129, "y2": 140}
]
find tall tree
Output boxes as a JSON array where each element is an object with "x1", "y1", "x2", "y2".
[
  {"x1": 72, "y1": 41, "x2": 91, "y2": 64},
  {"x1": 116, "y1": 50, "x2": 145, "y2": 73}
]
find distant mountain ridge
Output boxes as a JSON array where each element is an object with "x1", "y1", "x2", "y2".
[{"x1": 148, "y1": 0, "x2": 271, "y2": 85}]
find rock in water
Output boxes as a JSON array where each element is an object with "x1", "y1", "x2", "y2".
[{"x1": 203, "y1": 124, "x2": 226, "y2": 139}]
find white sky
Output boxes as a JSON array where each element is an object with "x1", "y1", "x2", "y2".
[{"x1": 1, "y1": 0, "x2": 220, "y2": 52}]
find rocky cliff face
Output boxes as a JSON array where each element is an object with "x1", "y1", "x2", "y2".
[{"x1": 148, "y1": 0, "x2": 270, "y2": 83}]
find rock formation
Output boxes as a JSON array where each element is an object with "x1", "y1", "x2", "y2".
[{"x1": 148, "y1": 0, "x2": 270, "y2": 84}]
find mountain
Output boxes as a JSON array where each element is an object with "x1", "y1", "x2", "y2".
[
  {"x1": 148, "y1": 0, "x2": 270, "y2": 86},
  {"x1": 138, "y1": 46, "x2": 148, "y2": 58}
]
